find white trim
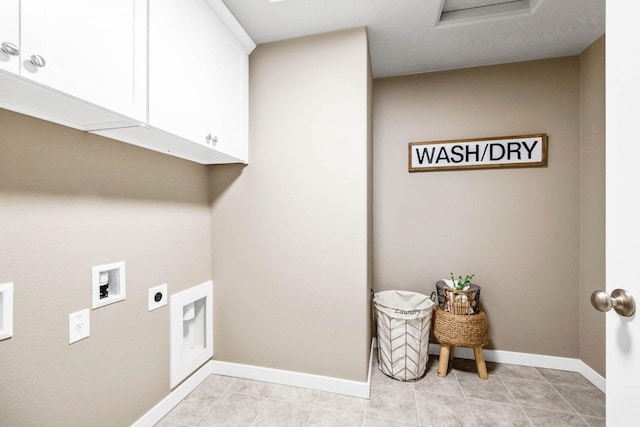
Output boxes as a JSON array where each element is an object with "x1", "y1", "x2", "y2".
[
  {"x1": 576, "y1": 360, "x2": 606, "y2": 393},
  {"x1": 427, "y1": 343, "x2": 605, "y2": 392},
  {"x1": 206, "y1": 0, "x2": 257, "y2": 53},
  {"x1": 131, "y1": 362, "x2": 214, "y2": 427},
  {"x1": 210, "y1": 339, "x2": 375, "y2": 399}
]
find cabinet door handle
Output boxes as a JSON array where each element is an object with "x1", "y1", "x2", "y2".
[
  {"x1": 29, "y1": 54, "x2": 46, "y2": 68},
  {"x1": 205, "y1": 134, "x2": 218, "y2": 146},
  {"x1": 1, "y1": 42, "x2": 20, "y2": 56}
]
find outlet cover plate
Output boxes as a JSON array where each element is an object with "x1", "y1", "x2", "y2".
[
  {"x1": 69, "y1": 309, "x2": 90, "y2": 344},
  {"x1": 148, "y1": 284, "x2": 168, "y2": 311}
]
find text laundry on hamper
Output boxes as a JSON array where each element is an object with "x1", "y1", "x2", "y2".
[{"x1": 373, "y1": 290, "x2": 434, "y2": 381}]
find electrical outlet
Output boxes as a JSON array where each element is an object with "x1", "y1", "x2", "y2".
[
  {"x1": 148, "y1": 284, "x2": 168, "y2": 311},
  {"x1": 69, "y1": 309, "x2": 90, "y2": 344}
]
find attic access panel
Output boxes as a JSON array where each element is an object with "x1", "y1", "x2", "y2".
[{"x1": 439, "y1": 0, "x2": 537, "y2": 24}]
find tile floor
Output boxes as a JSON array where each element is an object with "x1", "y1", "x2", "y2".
[{"x1": 155, "y1": 356, "x2": 605, "y2": 427}]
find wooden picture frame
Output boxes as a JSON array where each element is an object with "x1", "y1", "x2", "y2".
[{"x1": 408, "y1": 134, "x2": 548, "y2": 172}]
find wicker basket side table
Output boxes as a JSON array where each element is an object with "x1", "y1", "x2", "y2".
[{"x1": 432, "y1": 308, "x2": 489, "y2": 379}]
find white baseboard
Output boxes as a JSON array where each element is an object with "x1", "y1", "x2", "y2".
[
  {"x1": 576, "y1": 360, "x2": 606, "y2": 392},
  {"x1": 132, "y1": 340, "x2": 605, "y2": 426},
  {"x1": 427, "y1": 343, "x2": 606, "y2": 392},
  {"x1": 131, "y1": 361, "x2": 214, "y2": 427},
  {"x1": 211, "y1": 339, "x2": 375, "y2": 399},
  {"x1": 131, "y1": 339, "x2": 374, "y2": 426}
]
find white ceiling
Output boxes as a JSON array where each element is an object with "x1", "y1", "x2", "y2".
[{"x1": 222, "y1": 0, "x2": 605, "y2": 78}]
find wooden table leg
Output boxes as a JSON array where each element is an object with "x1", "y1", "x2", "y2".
[
  {"x1": 449, "y1": 345, "x2": 455, "y2": 360},
  {"x1": 473, "y1": 346, "x2": 488, "y2": 380},
  {"x1": 438, "y1": 343, "x2": 452, "y2": 378}
]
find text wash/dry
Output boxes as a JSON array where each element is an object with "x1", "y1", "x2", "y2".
[
  {"x1": 414, "y1": 140, "x2": 539, "y2": 166},
  {"x1": 408, "y1": 134, "x2": 547, "y2": 172}
]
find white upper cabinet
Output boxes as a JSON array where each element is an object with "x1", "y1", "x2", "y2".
[
  {"x1": 0, "y1": 0, "x2": 20, "y2": 74},
  {"x1": 1, "y1": 0, "x2": 253, "y2": 164},
  {"x1": 95, "y1": 0, "x2": 254, "y2": 164},
  {"x1": 207, "y1": 11, "x2": 249, "y2": 162},
  {"x1": 148, "y1": 0, "x2": 250, "y2": 163},
  {"x1": 19, "y1": 0, "x2": 147, "y2": 122},
  {"x1": 149, "y1": 0, "x2": 216, "y2": 147},
  {"x1": 0, "y1": 0, "x2": 146, "y2": 130}
]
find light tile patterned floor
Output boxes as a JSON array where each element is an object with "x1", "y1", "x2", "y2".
[{"x1": 155, "y1": 356, "x2": 605, "y2": 426}]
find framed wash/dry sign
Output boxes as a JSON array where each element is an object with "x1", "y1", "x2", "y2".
[{"x1": 408, "y1": 134, "x2": 548, "y2": 172}]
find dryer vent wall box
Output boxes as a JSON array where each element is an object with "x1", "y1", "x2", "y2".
[
  {"x1": 92, "y1": 261, "x2": 126, "y2": 309},
  {"x1": 170, "y1": 280, "x2": 213, "y2": 389}
]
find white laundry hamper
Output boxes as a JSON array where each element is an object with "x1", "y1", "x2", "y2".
[{"x1": 373, "y1": 290, "x2": 434, "y2": 381}]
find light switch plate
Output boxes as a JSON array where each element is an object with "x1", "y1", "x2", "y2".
[
  {"x1": 148, "y1": 284, "x2": 168, "y2": 311},
  {"x1": 69, "y1": 309, "x2": 90, "y2": 344}
]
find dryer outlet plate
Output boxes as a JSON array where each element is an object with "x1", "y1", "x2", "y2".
[{"x1": 149, "y1": 284, "x2": 168, "y2": 311}]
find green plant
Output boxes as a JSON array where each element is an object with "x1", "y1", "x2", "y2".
[{"x1": 449, "y1": 272, "x2": 475, "y2": 290}]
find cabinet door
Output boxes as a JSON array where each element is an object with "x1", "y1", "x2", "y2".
[
  {"x1": 207, "y1": 12, "x2": 249, "y2": 162},
  {"x1": 149, "y1": 0, "x2": 215, "y2": 146},
  {"x1": 19, "y1": 0, "x2": 146, "y2": 121},
  {"x1": 0, "y1": 0, "x2": 20, "y2": 74}
]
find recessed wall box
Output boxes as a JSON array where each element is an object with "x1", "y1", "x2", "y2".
[
  {"x1": 170, "y1": 281, "x2": 213, "y2": 389},
  {"x1": 92, "y1": 261, "x2": 126, "y2": 309},
  {"x1": 0, "y1": 282, "x2": 14, "y2": 341}
]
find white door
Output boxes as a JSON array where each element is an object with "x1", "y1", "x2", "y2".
[
  {"x1": 20, "y1": 0, "x2": 146, "y2": 121},
  {"x1": 605, "y1": 2, "x2": 640, "y2": 424},
  {"x1": 0, "y1": 0, "x2": 20, "y2": 74}
]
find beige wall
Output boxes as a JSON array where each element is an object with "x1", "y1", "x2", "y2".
[
  {"x1": 0, "y1": 110, "x2": 212, "y2": 426},
  {"x1": 579, "y1": 36, "x2": 605, "y2": 376},
  {"x1": 373, "y1": 57, "x2": 582, "y2": 357},
  {"x1": 209, "y1": 27, "x2": 372, "y2": 381},
  {"x1": 0, "y1": 29, "x2": 605, "y2": 426}
]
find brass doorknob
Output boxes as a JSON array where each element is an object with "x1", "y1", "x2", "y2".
[{"x1": 591, "y1": 289, "x2": 635, "y2": 317}]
